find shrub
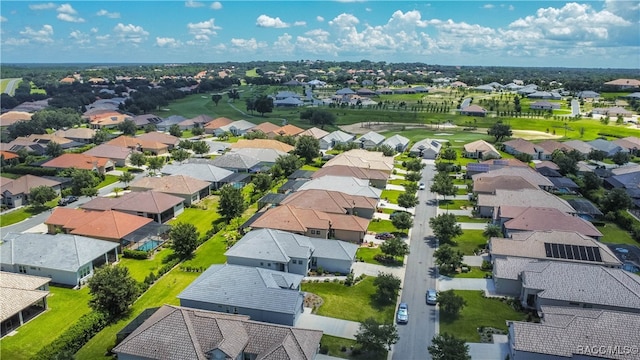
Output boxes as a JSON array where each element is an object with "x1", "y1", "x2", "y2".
[
  {"x1": 319, "y1": 345, "x2": 329, "y2": 354},
  {"x1": 316, "y1": 266, "x2": 324, "y2": 275},
  {"x1": 34, "y1": 312, "x2": 108, "y2": 360},
  {"x1": 123, "y1": 249, "x2": 149, "y2": 259},
  {"x1": 2, "y1": 165, "x2": 58, "y2": 176},
  {"x1": 345, "y1": 272, "x2": 355, "y2": 286},
  {"x1": 481, "y1": 260, "x2": 493, "y2": 271}
]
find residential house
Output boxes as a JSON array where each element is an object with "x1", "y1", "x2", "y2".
[
  {"x1": 81, "y1": 191, "x2": 184, "y2": 223},
  {"x1": 82, "y1": 144, "x2": 133, "y2": 167},
  {"x1": 0, "y1": 151, "x2": 19, "y2": 164},
  {"x1": 210, "y1": 153, "x2": 262, "y2": 173},
  {"x1": 463, "y1": 140, "x2": 501, "y2": 159},
  {"x1": 226, "y1": 228, "x2": 358, "y2": 275},
  {"x1": 231, "y1": 139, "x2": 294, "y2": 153},
  {"x1": 178, "y1": 114, "x2": 213, "y2": 130},
  {"x1": 381, "y1": 134, "x2": 410, "y2": 152},
  {"x1": 0, "y1": 233, "x2": 119, "y2": 287},
  {"x1": 535, "y1": 140, "x2": 570, "y2": 159},
  {"x1": 299, "y1": 175, "x2": 382, "y2": 199},
  {"x1": 576, "y1": 90, "x2": 600, "y2": 99},
  {"x1": 129, "y1": 175, "x2": 210, "y2": 205},
  {"x1": 472, "y1": 175, "x2": 539, "y2": 195},
  {"x1": 249, "y1": 205, "x2": 369, "y2": 243},
  {"x1": 20, "y1": 134, "x2": 78, "y2": 149},
  {"x1": 281, "y1": 189, "x2": 378, "y2": 219},
  {"x1": 324, "y1": 149, "x2": 394, "y2": 173},
  {"x1": 203, "y1": 116, "x2": 234, "y2": 134},
  {"x1": 529, "y1": 101, "x2": 560, "y2": 110},
  {"x1": 567, "y1": 198, "x2": 604, "y2": 221},
  {"x1": 132, "y1": 114, "x2": 162, "y2": 128},
  {"x1": 0, "y1": 175, "x2": 61, "y2": 208},
  {"x1": 477, "y1": 188, "x2": 575, "y2": 218},
  {"x1": 112, "y1": 305, "x2": 322, "y2": 360},
  {"x1": 106, "y1": 135, "x2": 169, "y2": 155},
  {"x1": 604, "y1": 78, "x2": 640, "y2": 89},
  {"x1": 298, "y1": 127, "x2": 329, "y2": 140},
  {"x1": 459, "y1": 104, "x2": 487, "y2": 117},
  {"x1": 229, "y1": 148, "x2": 288, "y2": 169},
  {"x1": 250, "y1": 121, "x2": 280, "y2": 135},
  {"x1": 0, "y1": 272, "x2": 50, "y2": 337},
  {"x1": 604, "y1": 171, "x2": 640, "y2": 208},
  {"x1": 268, "y1": 124, "x2": 305, "y2": 138},
  {"x1": 508, "y1": 306, "x2": 640, "y2": 360},
  {"x1": 527, "y1": 91, "x2": 561, "y2": 100},
  {"x1": 353, "y1": 131, "x2": 386, "y2": 149},
  {"x1": 0, "y1": 111, "x2": 32, "y2": 127},
  {"x1": 613, "y1": 136, "x2": 640, "y2": 155},
  {"x1": 588, "y1": 139, "x2": 627, "y2": 157},
  {"x1": 45, "y1": 208, "x2": 154, "y2": 243},
  {"x1": 136, "y1": 132, "x2": 180, "y2": 150},
  {"x1": 178, "y1": 264, "x2": 305, "y2": 326},
  {"x1": 0, "y1": 139, "x2": 45, "y2": 156},
  {"x1": 472, "y1": 166, "x2": 554, "y2": 191},
  {"x1": 500, "y1": 207, "x2": 602, "y2": 239},
  {"x1": 311, "y1": 165, "x2": 389, "y2": 188},
  {"x1": 592, "y1": 106, "x2": 633, "y2": 117},
  {"x1": 161, "y1": 162, "x2": 233, "y2": 190},
  {"x1": 409, "y1": 139, "x2": 443, "y2": 159},
  {"x1": 53, "y1": 128, "x2": 96, "y2": 144},
  {"x1": 548, "y1": 176, "x2": 579, "y2": 193},
  {"x1": 503, "y1": 138, "x2": 544, "y2": 159},
  {"x1": 564, "y1": 140, "x2": 595, "y2": 156},
  {"x1": 155, "y1": 115, "x2": 186, "y2": 132},
  {"x1": 465, "y1": 158, "x2": 530, "y2": 177},
  {"x1": 215, "y1": 120, "x2": 256, "y2": 136},
  {"x1": 41, "y1": 153, "x2": 114, "y2": 174},
  {"x1": 319, "y1": 131, "x2": 356, "y2": 150},
  {"x1": 88, "y1": 112, "x2": 132, "y2": 129}
]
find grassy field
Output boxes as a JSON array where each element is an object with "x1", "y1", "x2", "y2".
[
  {"x1": 367, "y1": 219, "x2": 396, "y2": 234},
  {"x1": 97, "y1": 175, "x2": 119, "y2": 189},
  {"x1": 597, "y1": 222, "x2": 638, "y2": 246},
  {"x1": 1, "y1": 287, "x2": 91, "y2": 360},
  {"x1": 438, "y1": 199, "x2": 473, "y2": 210},
  {"x1": 180, "y1": 231, "x2": 228, "y2": 268},
  {"x1": 301, "y1": 276, "x2": 395, "y2": 324},
  {"x1": 1, "y1": 78, "x2": 20, "y2": 95},
  {"x1": 449, "y1": 266, "x2": 491, "y2": 279},
  {"x1": 453, "y1": 230, "x2": 487, "y2": 255},
  {"x1": 439, "y1": 290, "x2": 527, "y2": 342},
  {"x1": 456, "y1": 215, "x2": 489, "y2": 223},
  {"x1": 356, "y1": 246, "x2": 382, "y2": 264}
]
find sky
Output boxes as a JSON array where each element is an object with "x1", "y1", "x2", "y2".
[{"x1": 1, "y1": 1, "x2": 639, "y2": 68}]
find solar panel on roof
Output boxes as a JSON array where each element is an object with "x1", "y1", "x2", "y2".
[
  {"x1": 544, "y1": 243, "x2": 552, "y2": 257},
  {"x1": 551, "y1": 243, "x2": 560, "y2": 258},
  {"x1": 566, "y1": 245, "x2": 575, "y2": 259},
  {"x1": 586, "y1": 247, "x2": 596, "y2": 261},
  {"x1": 593, "y1": 249, "x2": 603, "y2": 262},
  {"x1": 544, "y1": 242, "x2": 603, "y2": 263},
  {"x1": 558, "y1": 244, "x2": 567, "y2": 259},
  {"x1": 578, "y1": 246, "x2": 588, "y2": 260}
]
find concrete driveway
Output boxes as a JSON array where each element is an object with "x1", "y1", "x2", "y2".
[
  {"x1": 351, "y1": 262, "x2": 405, "y2": 282},
  {"x1": 296, "y1": 308, "x2": 360, "y2": 340},
  {"x1": 459, "y1": 222, "x2": 489, "y2": 230},
  {"x1": 468, "y1": 335, "x2": 509, "y2": 360},
  {"x1": 437, "y1": 276, "x2": 496, "y2": 293}
]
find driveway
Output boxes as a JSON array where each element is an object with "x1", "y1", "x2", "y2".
[
  {"x1": 351, "y1": 262, "x2": 405, "y2": 283},
  {"x1": 468, "y1": 334, "x2": 509, "y2": 360},
  {"x1": 437, "y1": 276, "x2": 496, "y2": 294},
  {"x1": 386, "y1": 184, "x2": 406, "y2": 191},
  {"x1": 295, "y1": 308, "x2": 360, "y2": 340},
  {"x1": 459, "y1": 222, "x2": 488, "y2": 230}
]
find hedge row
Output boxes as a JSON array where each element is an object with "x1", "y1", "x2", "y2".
[
  {"x1": 2, "y1": 166, "x2": 58, "y2": 176},
  {"x1": 33, "y1": 312, "x2": 107, "y2": 360},
  {"x1": 122, "y1": 249, "x2": 149, "y2": 260}
]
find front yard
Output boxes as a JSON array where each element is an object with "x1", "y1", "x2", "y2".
[
  {"x1": 0, "y1": 198, "x2": 59, "y2": 227},
  {"x1": 381, "y1": 189, "x2": 403, "y2": 204},
  {"x1": 320, "y1": 335, "x2": 387, "y2": 360},
  {"x1": 438, "y1": 199, "x2": 473, "y2": 210},
  {"x1": 367, "y1": 219, "x2": 396, "y2": 234},
  {"x1": 455, "y1": 215, "x2": 489, "y2": 224},
  {"x1": 452, "y1": 230, "x2": 488, "y2": 255}
]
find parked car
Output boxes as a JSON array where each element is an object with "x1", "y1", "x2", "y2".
[
  {"x1": 426, "y1": 289, "x2": 437, "y2": 305},
  {"x1": 375, "y1": 232, "x2": 394, "y2": 240},
  {"x1": 396, "y1": 302, "x2": 408, "y2": 324},
  {"x1": 58, "y1": 195, "x2": 78, "y2": 206},
  {"x1": 418, "y1": 182, "x2": 426, "y2": 190}
]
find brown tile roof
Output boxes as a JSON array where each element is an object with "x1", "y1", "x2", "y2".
[
  {"x1": 479, "y1": 158, "x2": 529, "y2": 167},
  {"x1": 130, "y1": 175, "x2": 210, "y2": 195},
  {"x1": 0, "y1": 111, "x2": 32, "y2": 127},
  {"x1": 89, "y1": 113, "x2": 131, "y2": 127},
  {"x1": 252, "y1": 205, "x2": 330, "y2": 233},
  {"x1": 604, "y1": 78, "x2": 640, "y2": 87},
  {"x1": 281, "y1": 189, "x2": 377, "y2": 214},
  {"x1": 311, "y1": 164, "x2": 389, "y2": 181},
  {"x1": 21, "y1": 134, "x2": 74, "y2": 145},
  {"x1": 83, "y1": 144, "x2": 133, "y2": 161},
  {"x1": 613, "y1": 137, "x2": 640, "y2": 151},
  {"x1": 250, "y1": 122, "x2": 281, "y2": 134},
  {"x1": 503, "y1": 138, "x2": 537, "y2": 154},
  {"x1": 136, "y1": 132, "x2": 180, "y2": 146},
  {"x1": 503, "y1": 207, "x2": 602, "y2": 238},
  {"x1": 298, "y1": 127, "x2": 329, "y2": 139},
  {"x1": 0, "y1": 151, "x2": 19, "y2": 160},
  {"x1": 53, "y1": 128, "x2": 96, "y2": 140},
  {"x1": 479, "y1": 189, "x2": 575, "y2": 213},
  {"x1": 272, "y1": 124, "x2": 305, "y2": 137},
  {"x1": 41, "y1": 153, "x2": 112, "y2": 171},
  {"x1": 0, "y1": 175, "x2": 61, "y2": 196},
  {"x1": 535, "y1": 140, "x2": 570, "y2": 154},
  {"x1": 106, "y1": 135, "x2": 168, "y2": 151},
  {"x1": 46, "y1": 208, "x2": 152, "y2": 241},
  {"x1": 472, "y1": 166, "x2": 553, "y2": 187},
  {"x1": 0, "y1": 272, "x2": 50, "y2": 322},
  {"x1": 112, "y1": 305, "x2": 322, "y2": 360},
  {"x1": 231, "y1": 139, "x2": 295, "y2": 153},
  {"x1": 81, "y1": 191, "x2": 184, "y2": 213},
  {"x1": 535, "y1": 160, "x2": 559, "y2": 170},
  {"x1": 326, "y1": 212, "x2": 369, "y2": 232},
  {"x1": 203, "y1": 117, "x2": 234, "y2": 130},
  {"x1": 463, "y1": 140, "x2": 500, "y2": 154}
]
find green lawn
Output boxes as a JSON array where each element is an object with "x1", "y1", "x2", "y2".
[
  {"x1": 0, "y1": 172, "x2": 21, "y2": 179},
  {"x1": 180, "y1": 231, "x2": 228, "y2": 269},
  {"x1": 301, "y1": 276, "x2": 395, "y2": 324},
  {"x1": 168, "y1": 196, "x2": 221, "y2": 235},
  {"x1": 97, "y1": 175, "x2": 119, "y2": 189},
  {"x1": 0, "y1": 198, "x2": 59, "y2": 227},
  {"x1": 300, "y1": 164, "x2": 320, "y2": 171},
  {"x1": 388, "y1": 178, "x2": 411, "y2": 186},
  {"x1": 455, "y1": 216, "x2": 489, "y2": 224},
  {"x1": 456, "y1": 187, "x2": 469, "y2": 195},
  {"x1": 119, "y1": 247, "x2": 174, "y2": 282},
  {"x1": 453, "y1": 230, "x2": 487, "y2": 255},
  {"x1": 438, "y1": 199, "x2": 473, "y2": 210},
  {"x1": 320, "y1": 335, "x2": 387, "y2": 360},
  {"x1": 367, "y1": 219, "x2": 396, "y2": 234},
  {"x1": 597, "y1": 222, "x2": 638, "y2": 246},
  {"x1": 356, "y1": 247, "x2": 382, "y2": 263},
  {"x1": 381, "y1": 189, "x2": 403, "y2": 203},
  {"x1": 0, "y1": 286, "x2": 91, "y2": 360},
  {"x1": 439, "y1": 290, "x2": 527, "y2": 342},
  {"x1": 449, "y1": 266, "x2": 491, "y2": 279}
]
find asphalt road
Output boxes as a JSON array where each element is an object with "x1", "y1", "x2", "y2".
[
  {"x1": 3, "y1": 78, "x2": 21, "y2": 96},
  {"x1": 393, "y1": 162, "x2": 439, "y2": 360}
]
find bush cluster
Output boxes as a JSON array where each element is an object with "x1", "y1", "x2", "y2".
[
  {"x1": 34, "y1": 312, "x2": 108, "y2": 360},
  {"x1": 122, "y1": 249, "x2": 149, "y2": 259}
]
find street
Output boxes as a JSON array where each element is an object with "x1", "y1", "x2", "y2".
[{"x1": 393, "y1": 162, "x2": 438, "y2": 360}]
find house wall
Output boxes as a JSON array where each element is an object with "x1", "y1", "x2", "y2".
[
  {"x1": 179, "y1": 299, "x2": 300, "y2": 326},
  {"x1": 535, "y1": 298, "x2": 640, "y2": 314},
  {"x1": 332, "y1": 229, "x2": 364, "y2": 243},
  {"x1": 0, "y1": 263, "x2": 85, "y2": 287},
  {"x1": 353, "y1": 207, "x2": 375, "y2": 219},
  {"x1": 319, "y1": 139, "x2": 331, "y2": 150},
  {"x1": 493, "y1": 276, "x2": 521, "y2": 296},
  {"x1": 478, "y1": 205, "x2": 495, "y2": 218},
  {"x1": 305, "y1": 228, "x2": 328, "y2": 239},
  {"x1": 314, "y1": 257, "x2": 352, "y2": 275},
  {"x1": 369, "y1": 179, "x2": 387, "y2": 189}
]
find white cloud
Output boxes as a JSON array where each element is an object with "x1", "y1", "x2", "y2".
[
  {"x1": 256, "y1": 15, "x2": 289, "y2": 28},
  {"x1": 210, "y1": 2, "x2": 222, "y2": 10},
  {"x1": 185, "y1": 1, "x2": 204, "y2": 8},
  {"x1": 316, "y1": 16, "x2": 324, "y2": 22},
  {"x1": 0, "y1": 16, "x2": 6, "y2": 22},
  {"x1": 293, "y1": 21, "x2": 306, "y2": 26},
  {"x1": 156, "y1": 37, "x2": 181, "y2": 48},
  {"x1": 187, "y1": 18, "x2": 221, "y2": 41},
  {"x1": 20, "y1": 24, "x2": 54, "y2": 43},
  {"x1": 113, "y1": 23, "x2": 149, "y2": 43},
  {"x1": 57, "y1": 13, "x2": 85, "y2": 23},
  {"x1": 56, "y1": 4, "x2": 84, "y2": 22},
  {"x1": 69, "y1": 30, "x2": 90, "y2": 45},
  {"x1": 96, "y1": 9, "x2": 120, "y2": 19},
  {"x1": 90, "y1": 27, "x2": 98, "y2": 33},
  {"x1": 230, "y1": 37, "x2": 267, "y2": 51},
  {"x1": 509, "y1": 5, "x2": 515, "y2": 11},
  {"x1": 4, "y1": 38, "x2": 30, "y2": 46},
  {"x1": 57, "y1": 4, "x2": 77, "y2": 14},
  {"x1": 96, "y1": 34, "x2": 110, "y2": 41},
  {"x1": 483, "y1": 4, "x2": 495, "y2": 9},
  {"x1": 29, "y1": 3, "x2": 55, "y2": 10}
]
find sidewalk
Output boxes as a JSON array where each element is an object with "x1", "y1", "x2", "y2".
[{"x1": 296, "y1": 308, "x2": 360, "y2": 340}]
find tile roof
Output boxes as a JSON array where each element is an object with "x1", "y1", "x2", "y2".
[
  {"x1": 534, "y1": 160, "x2": 560, "y2": 170},
  {"x1": 356, "y1": 131, "x2": 386, "y2": 145},
  {"x1": 231, "y1": 139, "x2": 294, "y2": 153},
  {"x1": 210, "y1": 153, "x2": 261, "y2": 170},
  {"x1": 472, "y1": 166, "x2": 553, "y2": 187},
  {"x1": 463, "y1": 140, "x2": 500, "y2": 155},
  {"x1": 493, "y1": 257, "x2": 541, "y2": 280},
  {"x1": 0, "y1": 151, "x2": 19, "y2": 160},
  {"x1": 473, "y1": 175, "x2": 539, "y2": 194},
  {"x1": 53, "y1": 128, "x2": 96, "y2": 140},
  {"x1": 226, "y1": 229, "x2": 313, "y2": 263},
  {"x1": 21, "y1": 134, "x2": 74, "y2": 145},
  {"x1": 503, "y1": 207, "x2": 602, "y2": 238},
  {"x1": 321, "y1": 131, "x2": 355, "y2": 143},
  {"x1": 382, "y1": 134, "x2": 410, "y2": 148},
  {"x1": 1, "y1": 272, "x2": 50, "y2": 322},
  {"x1": 503, "y1": 138, "x2": 538, "y2": 154},
  {"x1": 0, "y1": 233, "x2": 119, "y2": 272},
  {"x1": 510, "y1": 306, "x2": 640, "y2": 360},
  {"x1": 478, "y1": 189, "x2": 575, "y2": 213},
  {"x1": 299, "y1": 175, "x2": 382, "y2": 198},
  {"x1": 161, "y1": 163, "x2": 233, "y2": 183},
  {"x1": 281, "y1": 189, "x2": 377, "y2": 214},
  {"x1": 41, "y1": 153, "x2": 112, "y2": 171},
  {"x1": 83, "y1": 144, "x2": 133, "y2": 160},
  {"x1": 130, "y1": 175, "x2": 210, "y2": 195},
  {"x1": 81, "y1": 191, "x2": 184, "y2": 214},
  {"x1": 563, "y1": 140, "x2": 595, "y2": 154},
  {"x1": 311, "y1": 165, "x2": 388, "y2": 181},
  {"x1": 251, "y1": 205, "x2": 331, "y2": 233},
  {"x1": 230, "y1": 148, "x2": 289, "y2": 163},
  {"x1": 203, "y1": 117, "x2": 234, "y2": 130},
  {"x1": 410, "y1": 138, "x2": 443, "y2": 154},
  {"x1": 46, "y1": 208, "x2": 153, "y2": 240},
  {"x1": 535, "y1": 140, "x2": 570, "y2": 154},
  {"x1": 136, "y1": 132, "x2": 180, "y2": 146},
  {"x1": 113, "y1": 305, "x2": 322, "y2": 360},
  {"x1": 273, "y1": 124, "x2": 305, "y2": 136},
  {"x1": 107, "y1": 135, "x2": 168, "y2": 151},
  {"x1": 298, "y1": 127, "x2": 329, "y2": 139},
  {"x1": 0, "y1": 175, "x2": 61, "y2": 196},
  {"x1": 323, "y1": 149, "x2": 394, "y2": 173},
  {"x1": 251, "y1": 122, "x2": 281, "y2": 134},
  {"x1": 179, "y1": 264, "x2": 304, "y2": 315},
  {"x1": 0, "y1": 111, "x2": 32, "y2": 127}
]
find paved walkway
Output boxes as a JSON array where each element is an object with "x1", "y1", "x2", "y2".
[
  {"x1": 373, "y1": 212, "x2": 391, "y2": 220},
  {"x1": 437, "y1": 276, "x2": 496, "y2": 294},
  {"x1": 316, "y1": 354, "x2": 349, "y2": 360},
  {"x1": 296, "y1": 308, "x2": 360, "y2": 340},
  {"x1": 459, "y1": 222, "x2": 489, "y2": 230},
  {"x1": 463, "y1": 255, "x2": 489, "y2": 267},
  {"x1": 385, "y1": 184, "x2": 406, "y2": 191},
  {"x1": 437, "y1": 208, "x2": 472, "y2": 216},
  {"x1": 468, "y1": 335, "x2": 509, "y2": 360}
]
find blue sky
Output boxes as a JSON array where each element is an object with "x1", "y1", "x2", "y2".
[{"x1": 1, "y1": 1, "x2": 638, "y2": 68}]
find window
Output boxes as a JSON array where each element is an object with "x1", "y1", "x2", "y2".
[
  {"x1": 267, "y1": 263, "x2": 271, "y2": 267},
  {"x1": 18, "y1": 265, "x2": 27, "y2": 274}
]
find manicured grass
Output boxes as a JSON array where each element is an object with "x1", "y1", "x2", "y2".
[
  {"x1": 381, "y1": 189, "x2": 403, "y2": 203},
  {"x1": 597, "y1": 222, "x2": 638, "y2": 246},
  {"x1": 367, "y1": 219, "x2": 396, "y2": 233},
  {"x1": 356, "y1": 246, "x2": 382, "y2": 264},
  {"x1": 439, "y1": 290, "x2": 527, "y2": 342},
  {"x1": 455, "y1": 216, "x2": 490, "y2": 224},
  {"x1": 320, "y1": 335, "x2": 387, "y2": 360},
  {"x1": 438, "y1": 199, "x2": 473, "y2": 210},
  {"x1": 180, "y1": 231, "x2": 228, "y2": 269},
  {"x1": 300, "y1": 164, "x2": 320, "y2": 171},
  {"x1": 456, "y1": 187, "x2": 469, "y2": 195},
  {"x1": 0, "y1": 172, "x2": 21, "y2": 179},
  {"x1": 449, "y1": 266, "x2": 491, "y2": 279},
  {"x1": 119, "y1": 247, "x2": 174, "y2": 282},
  {"x1": 0, "y1": 286, "x2": 91, "y2": 360},
  {"x1": 452, "y1": 230, "x2": 487, "y2": 255},
  {"x1": 301, "y1": 276, "x2": 395, "y2": 324},
  {"x1": 453, "y1": 178, "x2": 470, "y2": 185},
  {"x1": 0, "y1": 78, "x2": 20, "y2": 95},
  {"x1": 75, "y1": 270, "x2": 200, "y2": 360},
  {"x1": 0, "y1": 198, "x2": 59, "y2": 227},
  {"x1": 97, "y1": 175, "x2": 119, "y2": 188},
  {"x1": 168, "y1": 196, "x2": 221, "y2": 235}
]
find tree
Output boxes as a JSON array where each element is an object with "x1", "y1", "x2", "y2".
[
  {"x1": 87, "y1": 266, "x2": 139, "y2": 319},
  {"x1": 45, "y1": 141, "x2": 63, "y2": 157},
  {"x1": 588, "y1": 149, "x2": 606, "y2": 161},
  {"x1": 118, "y1": 119, "x2": 137, "y2": 136},
  {"x1": 379, "y1": 144, "x2": 395, "y2": 157},
  {"x1": 581, "y1": 172, "x2": 602, "y2": 192},
  {"x1": 551, "y1": 150, "x2": 578, "y2": 175},
  {"x1": 272, "y1": 154, "x2": 302, "y2": 178},
  {"x1": 218, "y1": 184, "x2": 246, "y2": 221},
  {"x1": 601, "y1": 188, "x2": 633, "y2": 213},
  {"x1": 81, "y1": 187, "x2": 99, "y2": 198},
  {"x1": 373, "y1": 272, "x2": 402, "y2": 305},
  {"x1": 380, "y1": 236, "x2": 410, "y2": 258},
  {"x1": 170, "y1": 222, "x2": 199, "y2": 259},
  {"x1": 191, "y1": 126, "x2": 204, "y2": 136},
  {"x1": 252, "y1": 173, "x2": 273, "y2": 193},
  {"x1": 441, "y1": 147, "x2": 457, "y2": 163},
  {"x1": 294, "y1": 135, "x2": 320, "y2": 164},
  {"x1": 612, "y1": 151, "x2": 631, "y2": 166},
  {"x1": 171, "y1": 148, "x2": 191, "y2": 162},
  {"x1": 254, "y1": 95, "x2": 274, "y2": 116},
  {"x1": 129, "y1": 152, "x2": 147, "y2": 168},
  {"x1": 211, "y1": 93, "x2": 222, "y2": 106},
  {"x1": 405, "y1": 171, "x2": 422, "y2": 182},
  {"x1": 428, "y1": 333, "x2": 471, "y2": 360},
  {"x1": 147, "y1": 156, "x2": 165, "y2": 174},
  {"x1": 430, "y1": 172, "x2": 456, "y2": 200},
  {"x1": 309, "y1": 109, "x2": 336, "y2": 129},
  {"x1": 191, "y1": 141, "x2": 210, "y2": 157},
  {"x1": 405, "y1": 158, "x2": 425, "y2": 172},
  {"x1": 179, "y1": 139, "x2": 193, "y2": 150},
  {"x1": 429, "y1": 213, "x2": 462, "y2": 245},
  {"x1": 487, "y1": 120, "x2": 512, "y2": 142},
  {"x1": 113, "y1": 187, "x2": 123, "y2": 197},
  {"x1": 227, "y1": 89, "x2": 240, "y2": 102},
  {"x1": 93, "y1": 129, "x2": 110, "y2": 144},
  {"x1": 514, "y1": 152, "x2": 533, "y2": 163},
  {"x1": 29, "y1": 185, "x2": 57, "y2": 207},
  {"x1": 391, "y1": 211, "x2": 413, "y2": 233},
  {"x1": 169, "y1": 124, "x2": 182, "y2": 138},
  {"x1": 437, "y1": 290, "x2": 467, "y2": 317},
  {"x1": 144, "y1": 124, "x2": 157, "y2": 133},
  {"x1": 433, "y1": 244, "x2": 464, "y2": 274},
  {"x1": 119, "y1": 171, "x2": 135, "y2": 188},
  {"x1": 397, "y1": 192, "x2": 419, "y2": 210},
  {"x1": 483, "y1": 224, "x2": 502, "y2": 238},
  {"x1": 354, "y1": 317, "x2": 399, "y2": 354},
  {"x1": 70, "y1": 169, "x2": 99, "y2": 196}
]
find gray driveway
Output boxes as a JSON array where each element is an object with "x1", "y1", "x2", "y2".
[
  {"x1": 437, "y1": 276, "x2": 496, "y2": 294},
  {"x1": 295, "y1": 308, "x2": 360, "y2": 340},
  {"x1": 468, "y1": 334, "x2": 509, "y2": 360},
  {"x1": 459, "y1": 222, "x2": 489, "y2": 230},
  {"x1": 351, "y1": 262, "x2": 405, "y2": 283}
]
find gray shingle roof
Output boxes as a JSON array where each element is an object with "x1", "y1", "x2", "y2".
[
  {"x1": 210, "y1": 153, "x2": 261, "y2": 170},
  {"x1": 309, "y1": 237, "x2": 358, "y2": 261},
  {"x1": 321, "y1": 131, "x2": 355, "y2": 143},
  {"x1": 0, "y1": 233, "x2": 119, "y2": 272},
  {"x1": 382, "y1": 134, "x2": 410, "y2": 148},
  {"x1": 230, "y1": 148, "x2": 288, "y2": 163},
  {"x1": 355, "y1": 131, "x2": 385, "y2": 145},
  {"x1": 161, "y1": 163, "x2": 233, "y2": 182},
  {"x1": 298, "y1": 175, "x2": 382, "y2": 198},
  {"x1": 178, "y1": 264, "x2": 304, "y2": 315}
]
